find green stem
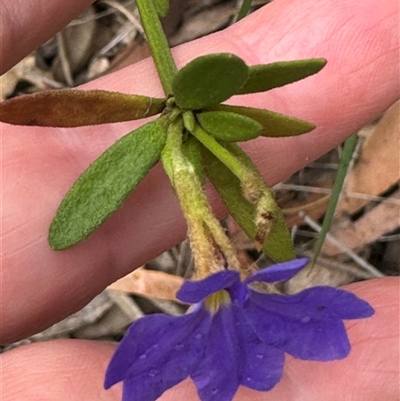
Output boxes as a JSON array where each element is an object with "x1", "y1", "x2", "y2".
[
  {"x1": 312, "y1": 134, "x2": 358, "y2": 265},
  {"x1": 136, "y1": 0, "x2": 177, "y2": 95},
  {"x1": 236, "y1": 0, "x2": 253, "y2": 22},
  {"x1": 161, "y1": 120, "x2": 240, "y2": 277},
  {"x1": 191, "y1": 124, "x2": 263, "y2": 201},
  {"x1": 191, "y1": 125, "x2": 252, "y2": 184}
]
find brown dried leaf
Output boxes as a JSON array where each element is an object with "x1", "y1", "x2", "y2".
[
  {"x1": 0, "y1": 67, "x2": 20, "y2": 102},
  {"x1": 323, "y1": 189, "x2": 400, "y2": 256},
  {"x1": 0, "y1": 90, "x2": 166, "y2": 127},
  {"x1": 107, "y1": 267, "x2": 184, "y2": 302},
  {"x1": 283, "y1": 193, "x2": 330, "y2": 226},
  {"x1": 337, "y1": 101, "x2": 400, "y2": 215}
]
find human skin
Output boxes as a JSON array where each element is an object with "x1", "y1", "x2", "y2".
[{"x1": 1, "y1": 0, "x2": 399, "y2": 400}]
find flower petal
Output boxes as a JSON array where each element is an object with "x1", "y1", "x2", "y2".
[
  {"x1": 192, "y1": 305, "x2": 284, "y2": 400},
  {"x1": 245, "y1": 258, "x2": 309, "y2": 285},
  {"x1": 177, "y1": 270, "x2": 240, "y2": 303},
  {"x1": 298, "y1": 286, "x2": 375, "y2": 319},
  {"x1": 225, "y1": 279, "x2": 250, "y2": 306},
  {"x1": 122, "y1": 375, "x2": 166, "y2": 401},
  {"x1": 104, "y1": 306, "x2": 211, "y2": 392},
  {"x1": 243, "y1": 287, "x2": 372, "y2": 361},
  {"x1": 191, "y1": 306, "x2": 241, "y2": 401},
  {"x1": 289, "y1": 318, "x2": 350, "y2": 360},
  {"x1": 238, "y1": 320, "x2": 284, "y2": 391}
]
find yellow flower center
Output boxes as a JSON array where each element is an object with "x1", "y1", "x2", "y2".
[{"x1": 204, "y1": 290, "x2": 231, "y2": 313}]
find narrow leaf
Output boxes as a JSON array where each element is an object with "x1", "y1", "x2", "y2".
[
  {"x1": 153, "y1": 0, "x2": 169, "y2": 17},
  {"x1": 172, "y1": 53, "x2": 248, "y2": 110},
  {"x1": 0, "y1": 90, "x2": 166, "y2": 127},
  {"x1": 238, "y1": 58, "x2": 327, "y2": 94},
  {"x1": 312, "y1": 134, "x2": 358, "y2": 265},
  {"x1": 202, "y1": 144, "x2": 295, "y2": 262},
  {"x1": 49, "y1": 117, "x2": 169, "y2": 250},
  {"x1": 221, "y1": 142, "x2": 295, "y2": 261},
  {"x1": 197, "y1": 111, "x2": 262, "y2": 142},
  {"x1": 211, "y1": 104, "x2": 315, "y2": 137},
  {"x1": 236, "y1": 0, "x2": 253, "y2": 21}
]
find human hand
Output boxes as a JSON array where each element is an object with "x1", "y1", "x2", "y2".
[{"x1": 1, "y1": 0, "x2": 399, "y2": 400}]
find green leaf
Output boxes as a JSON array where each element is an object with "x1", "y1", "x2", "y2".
[
  {"x1": 49, "y1": 117, "x2": 169, "y2": 250},
  {"x1": 172, "y1": 53, "x2": 248, "y2": 110},
  {"x1": 153, "y1": 0, "x2": 169, "y2": 17},
  {"x1": 202, "y1": 143, "x2": 295, "y2": 262},
  {"x1": 182, "y1": 110, "x2": 196, "y2": 132},
  {"x1": 0, "y1": 90, "x2": 166, "y2": 127},
  {"x1": 197, "y1": 111, "x2": 262, "y2": 142},
  {"x1": 236, "y1": 0, "x2": 253, "y2": 21},
  {"x1": 181, "y1": 136, "x2": 206, "y2": 186},
  {"x1": 210, "y1": 104, "x2": 315, "y2": 137},
  {"x1": 238, "y1": 58, "x2": 327, "y2": 94},
  {"x1": 221, "y1": 142, "x2": 295, "y2": 261},
  {"x1": 312, "y1": 134, "x2": 358, "y2": 266}
]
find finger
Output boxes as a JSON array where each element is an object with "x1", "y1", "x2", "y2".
[
  {"x1": 2, "y1": 0, "x2": 399, "y2": 343},
  {"x1": 1, "y1": 0, "x2": 96, "y2": 74},
  {"x1": 2, "y1": 278, "x2": 399, "y2": 401},
  {"x1": 2, "y1": 340, "x2": 120, "y2": 401}
]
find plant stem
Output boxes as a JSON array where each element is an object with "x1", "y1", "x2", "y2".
[
  {"x1": 236, "y1": 0, "x2": 253, "y2": 22},
  {"x1": 161, "y1": 120, "x2": 240, "y2": 277},
  {"x1": 136, "y1": 0, "x2": 177, "y2": 95},
  {"x1": 191, "y1": 125, "x2": 263, "y2": 202},
  {"x1": 312, "y1": 134, "x2": 358, "y2": 265}
]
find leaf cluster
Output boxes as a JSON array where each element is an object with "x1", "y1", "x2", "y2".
[{"x1": 0, "y1": 53, "x2": 326, "y2": 260}]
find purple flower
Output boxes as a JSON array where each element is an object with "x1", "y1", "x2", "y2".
[{"x1": 104, "y1": 258, "x2": 374, "y2": 401}]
